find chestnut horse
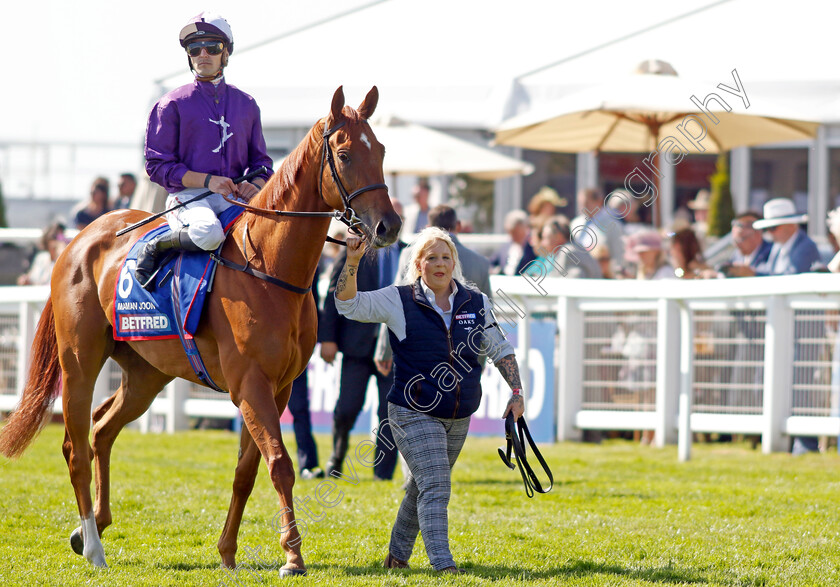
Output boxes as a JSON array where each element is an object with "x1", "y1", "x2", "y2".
[{"x1": 0, "y1": 86, "x2": 399, "y2": 576}]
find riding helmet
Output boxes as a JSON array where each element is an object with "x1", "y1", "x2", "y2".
[{"x1": 179, "y1": 11, "x2": 234, "y2": 55}]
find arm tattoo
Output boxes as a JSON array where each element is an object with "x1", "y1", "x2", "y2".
[
  {"x1": 496, "y1": 353, "x2": 522, "y2": 390},
  {"x1": 335, "y1": 264, "x2": 357, "y2": 296}
]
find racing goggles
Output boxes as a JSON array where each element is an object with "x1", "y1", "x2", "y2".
[{"x1": 186, "y1": 40, "x2": 225, "y2": 57}]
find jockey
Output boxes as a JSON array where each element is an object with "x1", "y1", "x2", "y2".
[{"x1": 136, "y1": 11, "x2": 273, "y2": 289}]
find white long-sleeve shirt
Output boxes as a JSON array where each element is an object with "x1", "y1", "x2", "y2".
[{"x1": 335, "y1": 281, "x2": 514, "y2": 360}]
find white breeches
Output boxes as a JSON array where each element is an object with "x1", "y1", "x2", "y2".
[{"x1": 165, "y1": 189, "x2": 236, "y2": 251}]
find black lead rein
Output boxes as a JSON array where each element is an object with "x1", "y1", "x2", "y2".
[{"x1": 498, "y1": 414, "x2": 554, "y2": 498}]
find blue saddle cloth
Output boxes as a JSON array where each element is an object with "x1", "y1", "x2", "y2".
[{"x1": 113, "y1": 206, "x2": 243, "y2": 341}]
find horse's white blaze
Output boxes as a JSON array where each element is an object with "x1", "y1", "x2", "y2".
[
  {"x1": 81, "y1": 513, "x2": 107, "y2": 567},
  {"x1": 360, "y1": 132, "x2": 372, "y2": 151}
]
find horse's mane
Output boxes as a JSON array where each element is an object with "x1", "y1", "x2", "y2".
[{"x1": 272, "y1": 128, "x2": 317, "y2": 207}]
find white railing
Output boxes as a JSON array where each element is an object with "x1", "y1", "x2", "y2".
[
  {"x1": 2, "y1": 273, "x2": 840, "y2": 459},
  {"x1": 491, "y1": 273, "x2": 840, "y2": 460}
]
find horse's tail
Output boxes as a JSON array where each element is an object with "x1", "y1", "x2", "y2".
[{"x1": 0, "y1": 298, "x2": 61, "y2": 459}]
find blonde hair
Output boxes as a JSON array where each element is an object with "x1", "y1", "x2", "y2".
[{"x1": 403, "y1": 227, "x2": 465, "y2": 285}]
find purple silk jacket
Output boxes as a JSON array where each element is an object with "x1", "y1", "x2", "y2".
[{"x1": 145, "y1": 78, "x2": 273, "y2": 193}]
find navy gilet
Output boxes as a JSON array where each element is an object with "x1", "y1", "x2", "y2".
[{"x1": 387, "y1": 278, "x2": 486, "y2": 419}]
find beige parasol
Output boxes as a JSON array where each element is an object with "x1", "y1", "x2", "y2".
[{"x1": 494, "y1": 60, "x2": 819, "y2": 224}]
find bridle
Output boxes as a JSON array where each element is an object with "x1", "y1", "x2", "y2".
[
  {"x1": 212, "y1": 118, "x2": 389, "y2": 294},
  {"x1": 225, "y1": 118, "x2": 388, "y2": 241},
  {"x1": 318, "y1": 120, "x2": 388, "y2": 234}
]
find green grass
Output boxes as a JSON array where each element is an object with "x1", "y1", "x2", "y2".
[{"x1": 1, "y1": 425, "x2": 838, "y2": 586}]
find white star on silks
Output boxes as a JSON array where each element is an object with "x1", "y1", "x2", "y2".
[{"x1": 209, "y1": 116, "x2": 234, "y2": 153}]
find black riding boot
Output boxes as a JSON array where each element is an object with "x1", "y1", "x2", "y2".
[{"x1": 134, "y1": 228, "x2": 203, "y2": 290}]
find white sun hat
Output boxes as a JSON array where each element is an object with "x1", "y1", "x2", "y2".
[{"x1": 752, "y1": 198, "x2": 808, "y2": 230}]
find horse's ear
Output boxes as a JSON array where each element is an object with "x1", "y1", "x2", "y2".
[
  {"x1": 329, "y1": 86, "x2": 345, "y2": 126},
  {"x1": 357, "y1": 86, "x2": 379, "y2": 120}
]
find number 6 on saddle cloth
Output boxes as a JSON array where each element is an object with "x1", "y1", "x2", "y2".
[{"x1": 498, "y1": 414, "x2": 554, "y2": 498}]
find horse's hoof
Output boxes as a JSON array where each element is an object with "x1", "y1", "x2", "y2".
[
  {"x1": 278, "y1": 567, "x2": 307, "y2": 578},
  {"x1": 70, "y1": 527, "x2": 84, "y2": 556}
]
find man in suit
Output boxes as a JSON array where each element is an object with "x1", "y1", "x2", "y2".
[
  {"x1": 728, "y1": 199, "x2": 819, "y2": 277},
  {"x1": 489, "y1": 209, "x2": 537, "y2": 276},
  {"x1": 319, "y1": 237, "x2": 403, "y2": 480},
  {"x1": 729, "y1": 199, "x2": 821, "y2": 454}
]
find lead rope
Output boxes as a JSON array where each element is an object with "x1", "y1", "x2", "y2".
[{"x1": 498, "y1": 414, "x2": 554, "y2": 498}]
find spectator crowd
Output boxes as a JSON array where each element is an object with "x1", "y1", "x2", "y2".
[{"x1": 493, "y1": 185, "x2": 830, "y2": 286}]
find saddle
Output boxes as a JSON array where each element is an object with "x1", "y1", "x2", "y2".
[
  {"x1": 112, "y1": 207, "x2": 245, "y2": 392},
  {"x1": 498, "y1": 414, "x2": 554, "y2": 498}
]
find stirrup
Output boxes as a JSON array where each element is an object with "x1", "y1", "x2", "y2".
[{"x1": 137, "y1": 264, "x2": 166, "y2": 291}]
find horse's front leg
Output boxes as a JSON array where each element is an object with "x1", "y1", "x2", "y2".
[
  {"x1": 237, "y1": 379, "x2": 305, "y2": 576},
  {"x1": 218, "y1": 423, "x2": 261, "y2": 568}
]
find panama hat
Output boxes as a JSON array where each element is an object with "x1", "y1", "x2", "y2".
[
  {"x1": 527, "y1": 187, "x2": 567, "y2": 215},
  {"x1": 752, "y1": 198, "x2": 808, "y2": 230},
  {"x1": 687, "y1": 189, "x2": 711, "y2": 210}
]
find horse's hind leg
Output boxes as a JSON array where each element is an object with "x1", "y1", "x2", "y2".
[
  {"x1": 89, "y1": 348, "x2": 172, "y2": 543},
  {"x1": 56, "y1": 312, "x2": 112, "y2": 567},
  {"x1": 218, "y1": 425, "x2": 261, "y2": 568}
]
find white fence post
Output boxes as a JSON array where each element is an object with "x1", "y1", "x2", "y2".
[
  {"x1": 165, "y1": 379, "x2": 190, "y2": 433},
  {"x1": 557, "y1": 295, "x2": 582, "y2": 442},
  {"x1": 763, "y1": 295, "x2": 793, "y2": 453},
  {"x1": 677, "y1": 301, "x2": 694, "y2": 462},
  {"x1": 656, "y1": 298, "x2": 680, "y2": 447}
]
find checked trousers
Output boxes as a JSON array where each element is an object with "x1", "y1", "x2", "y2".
[{"x1": 387, "y1": 402, "x2": 471, "y2": 570}]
